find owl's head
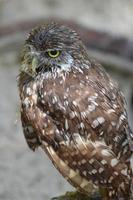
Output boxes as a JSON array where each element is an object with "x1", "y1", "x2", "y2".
[{"x1": 20, "y1": 23, "x2": 88, "y2": 78}]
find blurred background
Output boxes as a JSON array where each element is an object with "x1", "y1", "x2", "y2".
[{"x1": 0, "y1": 0, "x2": 133, "y2": 200}]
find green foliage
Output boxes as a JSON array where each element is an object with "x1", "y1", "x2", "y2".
[{"x1": 51, "y1": 191, "x2": 101, "y2": 200}]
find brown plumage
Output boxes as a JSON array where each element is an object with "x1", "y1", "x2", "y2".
[{"x1": 18, "y1": 23, "x2": 133, "y2": 199}]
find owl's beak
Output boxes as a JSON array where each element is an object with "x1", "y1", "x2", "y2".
[
  {"x1": 20, "y1": 42, "x2": 49, "y2": 77},
  {"x1": 20, "y1": 57, "x2": 37, "y2": 77},
  {"x1": 31, "y1": 57, "x2": 38, "y2": 73}
]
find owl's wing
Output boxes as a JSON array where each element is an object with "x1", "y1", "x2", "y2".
[
  {"x1": 43, "y1": 90, "x2": 131, "y2": 196},
  {"x1": 47, "y1": 132, "x2": 131, "y2": 189},
  {"x1": 20, "y1": 66, "x2": 132, "y2": 197},
  {"x1": 20, "y1": 91, "x2": 61, "y2": 151},
  {"x1": 91, "y1": 64, "x2": 133, "y2": 153},
  {"x1": 20, "y1": 83, "x2": 130, "y2": 186},
  {"x1": 39, "y1": 67, "x2": 132, "y2": 194}
]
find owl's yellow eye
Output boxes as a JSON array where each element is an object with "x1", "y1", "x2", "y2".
[{"x1": 47, "y1": 50, "x2": 60, "y2": 58}]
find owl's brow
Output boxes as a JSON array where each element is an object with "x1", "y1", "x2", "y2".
[
  {"x1": 26, "y1": 51, "x2": 39, "y2": 56},
  {"x1": 25, "y1": 52, "x2": 44, "y2": 66},
  {"x1": 29, "y1": 49, "x2": 61, "y2": 54},
  {"x1": 26, "y1": 50, "x2": 46, "y2": 59},
  {"x1": 25, "y1": 44, "x2": 43, "y2": 55}
]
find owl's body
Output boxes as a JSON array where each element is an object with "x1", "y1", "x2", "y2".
[{"x1": 19, "y1": 23, "x2": 133, "y2": 199}]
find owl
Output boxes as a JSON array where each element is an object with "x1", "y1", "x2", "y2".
[{"x1": 18, "y1": 23, "x2": 133, "y2": 200}]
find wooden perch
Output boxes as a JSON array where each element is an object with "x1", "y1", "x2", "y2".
[{"x1": 51, "y1": 191, "x2": 101, "y2": 200}]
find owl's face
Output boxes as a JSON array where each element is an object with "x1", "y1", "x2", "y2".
[{"x1": 20, "y1": 23, "x2": 88, "y2": 78}]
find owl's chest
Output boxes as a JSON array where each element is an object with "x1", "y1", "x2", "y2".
[
  {"x1": 38, "y1": 78, "x2": 98, "y2": 138},
  {"x1": 37, "y1": 77, "x2": 130, "y2": 153},
  {"x1": 43, "y1": 73, "x2": 96, "y2": 110},
  {"x1": 38, "y1": 74, "x2": 95, "y2": 108}
]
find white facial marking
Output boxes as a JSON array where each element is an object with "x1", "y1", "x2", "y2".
[{"x1": 60, "y1": 55, "x2": 73, "y2": 71}]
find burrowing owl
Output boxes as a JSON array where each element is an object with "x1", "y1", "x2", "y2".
[{"x1": 18, "y1": 23, "x2": 133, "y2": 200}]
